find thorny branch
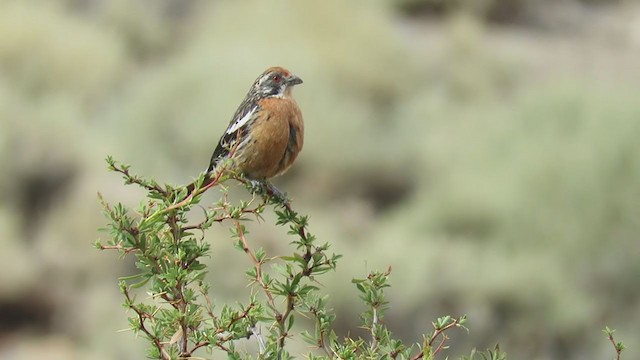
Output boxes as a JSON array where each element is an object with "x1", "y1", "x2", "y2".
[
  {"x1": 101, "y1": 157, "x2": 479, "y2": 360},
  {"x1": 411, "y1": 317, "x2": 465, "y2": 360},
  {"x1": 122, "y1": 286, "x2": 171, "y2": 360},
  {"x1": 106, "y1": 156, "x2": 169, "y2": 196}
]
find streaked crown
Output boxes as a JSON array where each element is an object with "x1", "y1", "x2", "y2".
[{"x1": 251, "y1": 67, "x2": 303, "y2": 98}]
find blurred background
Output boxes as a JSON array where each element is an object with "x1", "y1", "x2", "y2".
[{"x1": 1, "y1": 0, "x2": 639, "y2": 359}]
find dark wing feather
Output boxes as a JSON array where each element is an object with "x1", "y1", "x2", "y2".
[
  {"x1": 207, "y1": 96, "x2": 260, "y2": 172},
  {"x1": 287, "y1": 121, "x2": 298, "y2": 153}
]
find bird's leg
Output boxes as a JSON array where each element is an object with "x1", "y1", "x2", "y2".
[
  {"x1": 264, "y1": 182, "x2": 289, "y2": 204},
  {"x1": 247, "y1": 179, "x2": 290, "y2": 206}
]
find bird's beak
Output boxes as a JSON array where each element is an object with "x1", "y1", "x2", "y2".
[{"x1": 287, "y1": 75, "x2": 303, "y2": 86}]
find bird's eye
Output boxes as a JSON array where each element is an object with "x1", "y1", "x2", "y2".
[{"x1": 271, "y1": 75, "x2": 282, "y2": 82}]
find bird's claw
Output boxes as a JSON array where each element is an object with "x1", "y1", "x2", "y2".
[
  {"x1": 248, "y1": 180, "x2": 290, "y2": 207},
  {"x1": 248, "y1": 180, "x2": 264, "y2": 194}
]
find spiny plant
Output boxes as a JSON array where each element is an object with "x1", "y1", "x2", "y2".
[{"x1": 96, "y1": 156, "x2": 523, "y2": 359}]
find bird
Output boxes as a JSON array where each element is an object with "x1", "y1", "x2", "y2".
[{"x1": 185, "y1": 66, "x2": 304, "y2": 198}]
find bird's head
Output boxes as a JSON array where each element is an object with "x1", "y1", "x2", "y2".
[{"x1": 252, "y1": 67, "x2": 303, "y2": 98}]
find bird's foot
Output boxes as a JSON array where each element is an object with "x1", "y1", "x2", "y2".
[
  {"x1": 248, "y1": 180, "x2": 290, "y2": 207},
  {"x1": 248, "y1": 179, "x2": 264, "y2": 194}
]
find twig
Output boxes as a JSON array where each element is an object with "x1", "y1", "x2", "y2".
[
  {"x1": 108, "y1": 160, "x2": 169, "y2": 196},
  {"x1": 122, "y1": 286, "x2": 170, "y2": 360},
  {"x1": 165, "y1": 167, "x2": 226, "y2": 212},
  {"x1": 182, "y1": 207, "x2": 262, "y2": 231},
  {"x1": 167, "y1": 134, "x2": 246, "y2": 212},
  {"x1": 432, "y1": 333, "x2": 449, "y2": 356},
  {"x1": 233, "y1": 221, "x2": 277, "y2": 311},
  {"x1": 97, "y1": 244, "x2": 137, "y2": 254},
  {"x1": 370, "y1": 306, "x2": 379, "y2": 351},
  {"x1": 411, "y1": 318, "x2": 462, "y2": 360},
  {"x1": 191, "y1": 301, "x2": 257, "y2": 354},
  {"x1": 606, "y1": 330, "x2": 624, "y2": 360},
  {"x1": 233, "y1": 219, "x2": 299, "y2": 353}
]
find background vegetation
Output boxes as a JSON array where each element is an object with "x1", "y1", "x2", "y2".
[{"x1": 0, "y1": 0, "x2": 638, "y2": 359}]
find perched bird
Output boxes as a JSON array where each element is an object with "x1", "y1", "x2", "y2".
[{"x1": 186, "y1": 66, "x2": 304, "y2": 196}]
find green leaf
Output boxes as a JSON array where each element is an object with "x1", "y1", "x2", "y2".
[
  {"x1": 129, "y1": 277, "x2": 151, "y2": 289},
  {"x1": 119, "y1": 273, "x2": 145, "y2": 281},
  {"x1": 287, "y1": 314, "x2": 295, "y2": 331}
]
